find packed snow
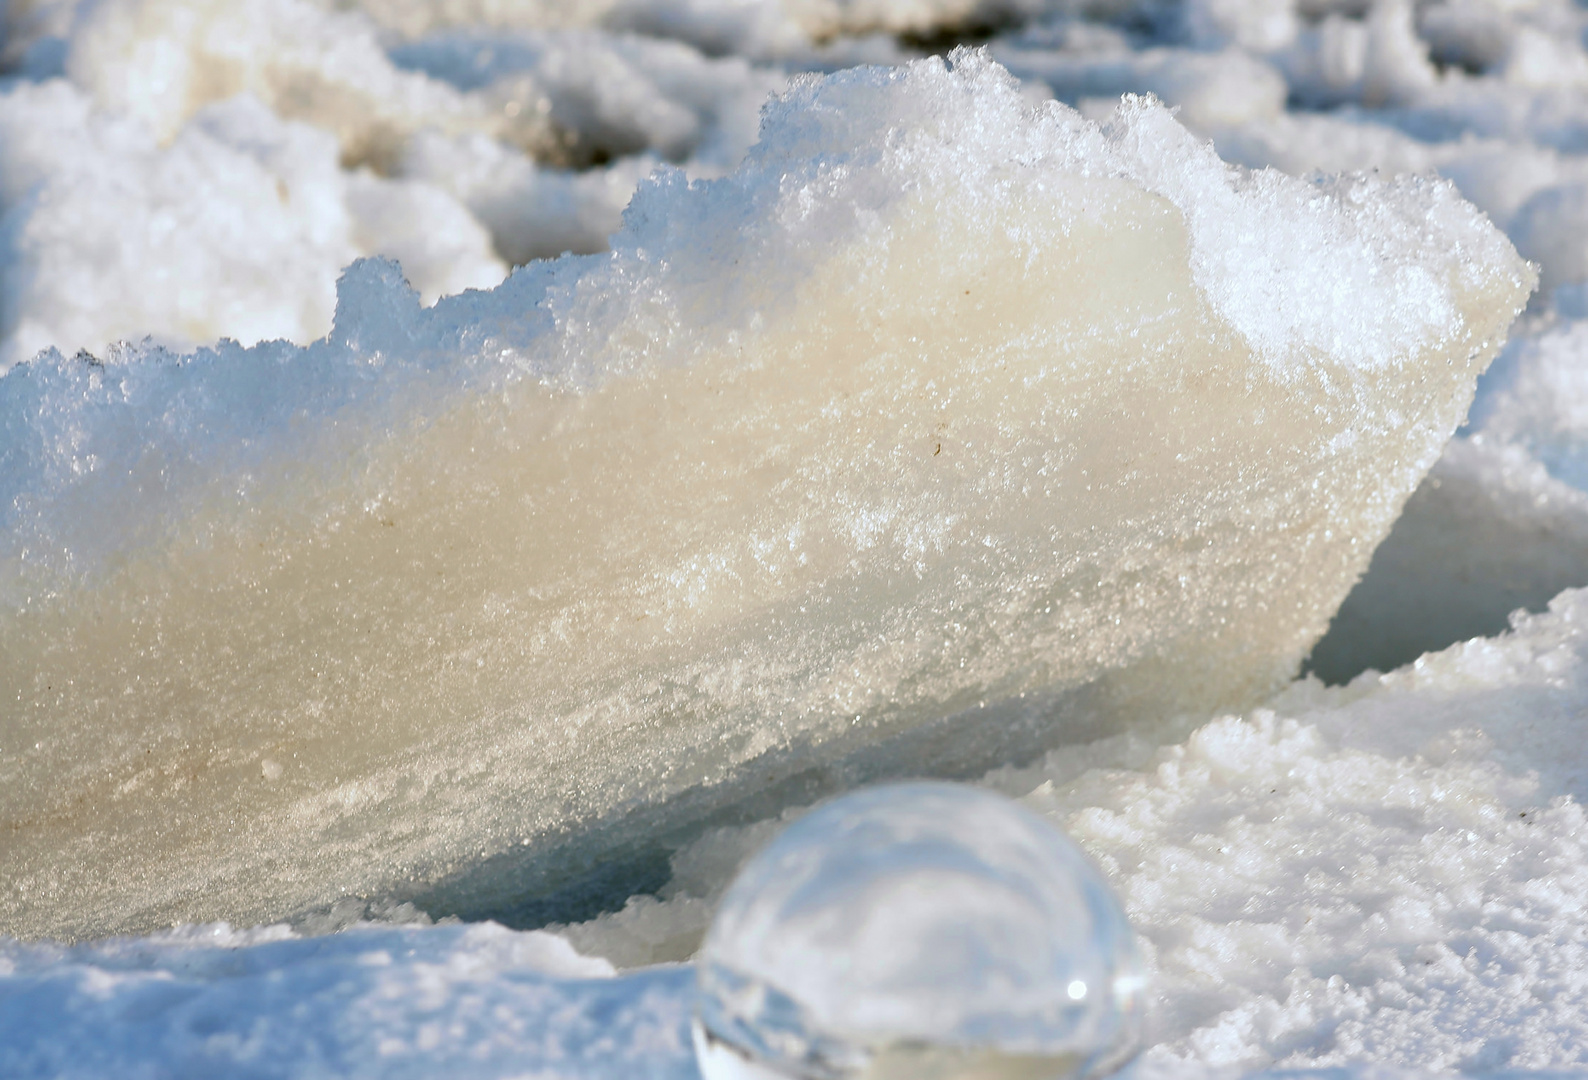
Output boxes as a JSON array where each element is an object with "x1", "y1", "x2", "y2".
[{"x1": 4, "y1": 0, "x2": 1588, "y2": 1075}]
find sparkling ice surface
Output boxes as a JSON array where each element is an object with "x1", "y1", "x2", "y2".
[
  {"x1": 693, "y1": 782, "x2": 1147, "y2": 1080},
  {"x1": 0, "y1": 52, "x2": 1530, "y2": 942}
]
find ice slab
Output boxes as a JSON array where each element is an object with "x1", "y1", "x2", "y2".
[{"x1": 0, "y1": 50, "x2": 1530, "y2": 941}]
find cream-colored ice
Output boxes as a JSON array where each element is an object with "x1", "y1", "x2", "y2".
[{"x1": 0, "y1": 51, "x2": 1530, "y2": 941}]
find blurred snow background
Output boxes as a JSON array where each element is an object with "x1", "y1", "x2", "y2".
[{"x1": 8, "y1": 0, "x2": 1588, "y2": 1076}]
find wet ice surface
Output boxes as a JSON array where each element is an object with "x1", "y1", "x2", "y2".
[{"x1": 5, "y1": 0, "x2": 1588, "y2": 1075}]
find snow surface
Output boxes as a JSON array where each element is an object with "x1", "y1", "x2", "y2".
[{"x1": 4, "y1": 0, "x2": 1588, "y2": 1075}]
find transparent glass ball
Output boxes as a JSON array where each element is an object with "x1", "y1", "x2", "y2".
[{"x1": 693, "y1": 781, "x2": 1147, "y2": 1080}]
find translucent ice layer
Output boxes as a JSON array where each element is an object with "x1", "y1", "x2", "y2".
[
  {"x1": 693, "y1": 782, "x2": 1146, "y2": 1080},
  {"x1": 0, "y1": 51, "x2": 1531, "y2": 941}
]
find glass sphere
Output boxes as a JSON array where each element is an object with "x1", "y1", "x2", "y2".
[{"x1": 693, "y1": 781, "x2": 1147, "y2": 1080}]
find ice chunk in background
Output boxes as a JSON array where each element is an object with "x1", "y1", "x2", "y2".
[
  {"x1": 388, "y1": 30, "x2": 785, "y2": 172},
  {"x1": 1304, "y1": 434, "x2": 1588, "y2": 681},
  {"x1": 60, "y1": 0, "x2": 478, "y2": 164},
  {"x1": 1471, "y1": 317, "x2": 1588, "y2": 489},
  {"x1": 692, "y1": 782, "x2": 1146, "y2": 1080},
  {"x1": 996, "y1": 42, "x2": 1290, "y2": 129},
  {"x1": 0, "y1": 50, "x2": 1530, "y2": 943},
  {"x1": 401, "y1": 130, "x2": 661, "y2": 263},
  {"x1": 25, "y1": 0, "x2": 782, "y2": 170},
  {"x1": 334, "y1": 0, "x2": 1052, "y2": 60},
  {"x1": 0, "y1": 73, "x2": 505, "y2": 364}
]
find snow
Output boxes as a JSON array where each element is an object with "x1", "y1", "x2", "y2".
[
  {"x1": 0, "y1": 921, "x2": 701, "y2": 1079},
  {"x1": 4, "y1": 0, "x2": 1588, "y2": 1074},
  {"x1": 0, "y1": 77, "x2": 503, "y2": 364}
]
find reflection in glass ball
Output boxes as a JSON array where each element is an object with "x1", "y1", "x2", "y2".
[{"x1": 693, "y1": 781, "x2": 1147, "y2": 1080}]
